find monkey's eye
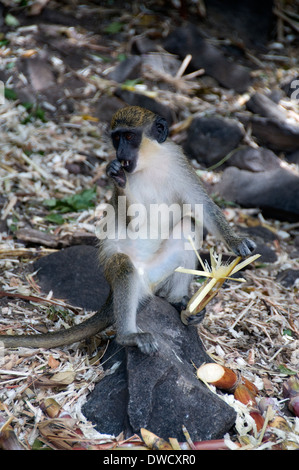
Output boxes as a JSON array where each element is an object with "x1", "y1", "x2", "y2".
[{"x1": 125, "y1": 132, "x2": 134, "y2": 141}]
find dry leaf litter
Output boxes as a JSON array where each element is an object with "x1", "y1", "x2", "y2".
[{"x1": 0, "y1": 1, "x2": 298, "y2": 450}]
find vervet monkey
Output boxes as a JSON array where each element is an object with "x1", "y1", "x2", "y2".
[{"x1": 1, "y1": 106, "x2": 255, "y2": 353}]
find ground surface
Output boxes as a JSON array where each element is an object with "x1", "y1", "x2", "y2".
[{"x1": 0, "y1": 0, "x2": 298, "y2": 450}]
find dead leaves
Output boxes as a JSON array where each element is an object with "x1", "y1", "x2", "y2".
[
  {"x1": 28, "y1": 370, "x2": 76, "y2": 388},
  {"x1": 0, "y1": 346, "x2": 105, "y2": 450}
]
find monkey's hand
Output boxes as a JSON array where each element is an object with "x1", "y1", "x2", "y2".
[
  {"x1": 231, "y1": 237, "x2": 256, "y2": 258},
  {"x1": 106, "y1": 160, "x2": 127, "y2": 188}
]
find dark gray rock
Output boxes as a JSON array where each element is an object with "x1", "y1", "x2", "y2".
[
  {"x1": 246, "y1": 92, "x2": 288, "y2": 122},
  {"x1": 107, "y1": 55, "x2": 142, "y2": 83},
  {"x1": 276, "y1": 269, "x2": 299, "y2": 288},
  {"x1": 33, "y1": 245, "x2": 109, "y2": 311},
  {"x1": 94, "y1": 95, "x2": 124, "y2": 123},
  {"x1": 205, "y1": 0, "x2": 274, "y2": 50},
  {"x1": 237, "y1": 226, "x2": 278, "y2": 263},
  {"x1": 286, "y1": 150, "x2": 299, "y2": 165},
  {"x1": 227, "y1": 146, "x2": 280, "y2": 172},
  {"x1": 215, "y1": 167, "x2": 299, "y2": 222},
  {"x1": 82, "y1": 297, "x2": 236, "y2": 441},
  {"x1": 281, "y1": 75, "x2": 299, "y2": 99},
  {"x1": 238, "y1": 225, "x2": 278, "y2": 243},
  {"x1": 184, "y1": 116, "x2": 244, "y2": 166},
  {"x1": 237, "y1": 114, "x2": 299, "y2": 153},
  {"x1": 32, "y1": 246, "x2": 237, "y2": 440},
  {"x1": 114, "y1": 88, "x2": 175, "y2": 124},
  {"x1": 164, "y1": 24, "x2": 251, "y2": 93},
  {"x1": 131, "y1": 36, "x2": 158, "y2": 54}
]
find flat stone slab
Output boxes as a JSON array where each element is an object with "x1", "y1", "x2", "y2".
[
  {"x1": 33, "y1": 246, "x2": 236, "y2": 441},
  {"x1": 33, "y1": 245, "x2": 109, "y2": 311},
  {"x1": 83, "y1": 297, "x2": 236, "y2": 441}
]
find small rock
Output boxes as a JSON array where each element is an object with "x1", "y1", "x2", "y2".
[
  {"x1": 107, "y1": 55, "x2": 142, "y2": 83},
  {"x1": 142, "y1": 52, "x2": 182, "y2": 78},
  {"x1": 94, "y1": 95, "x2": 124, "y2": 123},
  {"x1": 164, "y1": 24, "x2": 251, "y2": 93},
  {"x1": 215, "y1": 167, "x2": 299, "y2": 222},
  {"x1": 237, "y1": 114, "x2": 299, "y2": 153},
  {"x1": 131, "y1": 36, "x2": 158, "y2": 54},
  {"x1": 286, "y1": 150, "x2": 299, "y2": 165},
  {"x1": 183, "y1": 116, "x2": 244, "y2": 166},
  {"x1": 239, "y1": 225, "x2": 278, "y2": 243},
  {"x1": 246, "y1": 92, "x2": 289, "y2": 122},
  {"x1": 114, "y1": 88, "x2": 175, "y2": 124},
  {"x1": 24, "y1": 55, "x2": 56, "y2": 92},
  {"x1": 276, "y1": 269, "x2": 299, "y2": 288},
  {"x1": 228, "y1": 146, "x2": 280, "y2": 172},
  {"x1": 237, "y1": 225, "x2": 278, "y2": 263},
  {"x1": 281, "y1": 75, "x2": 299, "y2": 99}
]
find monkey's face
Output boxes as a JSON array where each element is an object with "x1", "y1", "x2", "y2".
[
  {"x1": 111, "y1": 128, "x2": 142, "y2": 174},
  {"x1": 110, "y1": 108, "x2": 169, "y2": 176}
]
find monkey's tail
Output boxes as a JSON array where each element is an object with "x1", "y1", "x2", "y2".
[{"x1": 0, "y1": 298, "x2": 113, "y2": 349}]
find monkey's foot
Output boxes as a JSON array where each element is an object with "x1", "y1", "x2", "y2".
[
  {"x1": 184, "y1": 308, "x2": 206, "y2": 325},
  {"x1": 171, "y1": 295, "x2": 189, "y2": 313},
  {"x1": 181, "y1": 307, "x2": 206, "y2": 326},
  {"x1": 117, "y1": 332, "x2": 158, "y2": 355}
]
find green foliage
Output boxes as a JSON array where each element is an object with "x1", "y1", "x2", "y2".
[
  {"x1": 44, "y1": 187, "x2": 97, "y2": 224},
  {"x1": 122, "y1": 78, "x2": 143, "y2": 87},
  {"x1": 5, "y1": 14, "x2": 19, "y2": 27},
  {"x1": 45, "y1": 213, "x2": 65, "y2": 225},
  {"x1": 4, "y1": 88, "x2": 18, "y2": 100},
  {"x1": 283, "y1": 328, "x2": 294, "y2": 338},
  {"x1": 21, "y1": 103, "x2": 47, "y2": 124},
  {"x1": 3, "y1": 92, "x2": 47, "y2": 123},
  {"x1": 278, "y1": 364, "x2": 298, "y2": 376},
  {"x1": 0, "y1": 38, "x2": 9, "y2": 47},
  {"x1": 104, "y1": 21, "x2": 124, "y2": 34}
]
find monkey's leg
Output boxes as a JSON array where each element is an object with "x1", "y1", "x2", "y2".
[
  {"x1": 104, "y1": 252, "x2": 158, "y2": 355},
  {"x1": 0, "y1": 296, "x2": 114, "y2": 349}
]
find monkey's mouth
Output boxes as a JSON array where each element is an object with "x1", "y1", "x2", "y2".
[{"x1": 120, "y1": 160, "x2": 135, "y2": 173}]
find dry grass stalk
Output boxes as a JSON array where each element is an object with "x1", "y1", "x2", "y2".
[{"x1": 176, "y1": 237, "x2": 260, "y2": 324}]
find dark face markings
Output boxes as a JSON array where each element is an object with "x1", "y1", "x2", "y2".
[{"x1": 111, "y1": 128, "x2": 143, "y2": 173}]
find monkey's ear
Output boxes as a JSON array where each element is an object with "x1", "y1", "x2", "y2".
[{"x1": 151, "y1": 116, "x2": 169, "y2": 143}]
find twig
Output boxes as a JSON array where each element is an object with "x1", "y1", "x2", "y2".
[
  {"x1": 0, "y1": 291, "x2": 81, "y2": 313},
  {"x1": 175, "y1": 54, "x2": 192, "y2": 79},
  {"x1": 273, "y1": 7, "x2": 299, "y2": 33}
]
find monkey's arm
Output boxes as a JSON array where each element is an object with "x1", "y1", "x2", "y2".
[
  {"x1": 201, "y1": 198, "x2": 256, "y2": 257},
  {"x1": 184, "y1": 168, "x2": 256, "y2": 257},
  {"x1": 0, "y1": 296, "x2": 114, "y2": 349}
]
